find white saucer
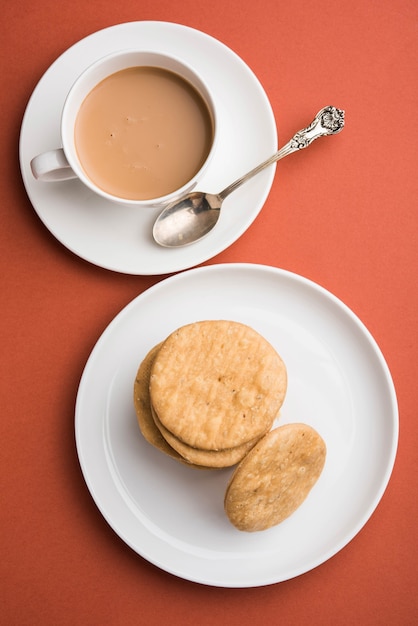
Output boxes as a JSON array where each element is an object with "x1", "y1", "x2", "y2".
[
  {"x1": 75, "y1": 264, "x2": 398, "y2": 587},
  {"x1": 19, "y1": 22, "x2": 277, "y2": 275}
]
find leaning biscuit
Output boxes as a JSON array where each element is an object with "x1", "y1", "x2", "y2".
[
  {"x1": 134, "y1": 344, "x2": 165, "y2": 448},
  {"x1": 150, "y1": 320, "x2": 287, "y2": 451},
  {"x1": 133, "y1": 343, "x2": 210, "y2": 469},
  {"x1": 224, "y1": 423, "x2": 326, "y2": 532}
]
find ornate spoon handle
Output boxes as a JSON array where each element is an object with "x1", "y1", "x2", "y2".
[{"x1": 219, "y1": 106, "x2": 345, "y2": 200}]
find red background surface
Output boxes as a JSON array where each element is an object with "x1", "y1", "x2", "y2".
[{"x1": 1, "y1": 1, "x2": 417, "y2": 624}]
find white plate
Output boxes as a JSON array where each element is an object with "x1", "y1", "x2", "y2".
[
  {"x1": 19, "y1": 22, "x2": 277, "y2": 275},
  {"x1": 75, "y1": 263, "x2": 398, "y2": 587}
]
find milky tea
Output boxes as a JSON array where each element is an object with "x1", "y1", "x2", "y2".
[{"x1": 74, "y1": 66, "x2": 214, "y2": 201}]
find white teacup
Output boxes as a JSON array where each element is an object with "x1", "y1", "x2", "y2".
[{"x1": 30, "y1": 50, "x2": 217, "y2": 206}]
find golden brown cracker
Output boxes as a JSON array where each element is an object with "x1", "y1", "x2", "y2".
[
  {"x1": 151, "y1": 406, "x2": 259, "y2": 468},
  {"x1": 133, "y1": 343, "x2": 209, "y2": 468},
  {"x1": 150, "y1": 320, "x2": 287, "y2": 450},
  {"x1": 134, "y1": 344, "x2": 164, "y2": 447},
  {"x1": 224, "y1": 423, "x2": 326, "y2": 531}
]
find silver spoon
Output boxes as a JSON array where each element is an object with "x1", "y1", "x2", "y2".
[{"x1": 153, "y1": 105, "x2": 345, "y2": 247}]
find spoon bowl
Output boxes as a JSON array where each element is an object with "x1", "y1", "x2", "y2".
[
  {"x1": 153, "y1": 106, "x2": 345, "y2": 247},
  {"x1": 152, "y1": 192, "x2": 222, "y2": 247}
]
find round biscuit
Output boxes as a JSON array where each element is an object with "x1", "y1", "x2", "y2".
[
  {"x1": 150, "y1": 320, "x2": 287, "y2": 450},
  {"x1": 224, "y1": 423, "x2": 326, "y2": 531},
  {"x1": 151, "y1": 406, "x2": 260, "y2": 468},
  {"x1": 133, "y1": 343, "x2": 209, "y2": 469}
]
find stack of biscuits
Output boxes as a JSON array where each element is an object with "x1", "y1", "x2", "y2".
[
  {"x1": 133, "y1": 319, "x2": 326, "y2": 531},
  {"x1": 134, "y1": 320, "x2": 288, "y2": 468}
]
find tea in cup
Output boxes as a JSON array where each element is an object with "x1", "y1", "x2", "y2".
[{"x1": 30, "y1": 50, "x2": 217, "y2": 206}]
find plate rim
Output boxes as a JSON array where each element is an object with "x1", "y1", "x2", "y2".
[{"x1": 75, "y1": 262, "x2": 399, "y2": 587}]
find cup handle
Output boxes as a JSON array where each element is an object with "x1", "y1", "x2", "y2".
[{"x1": 30, "y1": 149, "x2": 77, "y2": 181}]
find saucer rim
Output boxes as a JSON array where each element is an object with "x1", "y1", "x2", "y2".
[{"x1": 19, "y1": 21, "x2": 278, "y2": 275}]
